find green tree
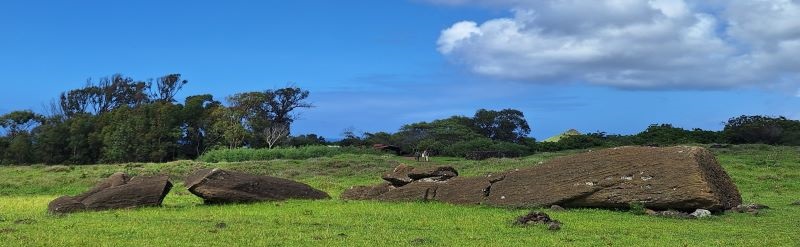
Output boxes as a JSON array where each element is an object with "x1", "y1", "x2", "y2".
[
  {"x1": 5, "y1": 132, "x2": 33, "y2": 164},
  {"x1": 286, "y1": 134, "x2": 327, "y2": 147},
  {"x1": 180, "y1": 94, "x2": 222, "y2": 158},
  {"x1": 472, "y1": 109, "x2": 531, "y2": 143},
  {"x1": 0, "y1": 136, "x2": 8, "y2": 164},
  {"x1": 635, "y1": 124, "x2": 692, "y2": 145},
  {"x1": 362, "y1": 132, "x2": 396, "y2": 146},
  {"x1": 31, "y1": 117, "x2": 70, "y2": 164},
  {"x1": 98, "y1": 103, "x2": 183, "y2": 163},
  {"x1": 208, "y1": 107, "x2": 248, "y2": 149},
  {"x1": 99, "y1": 106, "x2": 142, "y2": 162},
  {"x1": 0, "y1": 111, "x2": 41, "y2": 164},
  {"x1": 66, "y1": 115, "x2": 102, "y2": 164},
  {"x1": 150, "y1": 74, "x2": 188, "y2": 103},
  {"x1": 724, "y1": 115, "x2": 787, "y2": 144},
  {"x1": 338, "y1": 127, "x2": 363, "y2": 147},
  {"x1": 396, "y1": 117, "x2": 484, "y2": 155},
  {"x1": 142, "y1": 102, "x2": 183, "y2": 162},
  {"x1": 0, "y1": 110, "x2": 42, "y2": 136},
  {"x1": 227, "y1": 87, "x2": 312, "y2": 148}
]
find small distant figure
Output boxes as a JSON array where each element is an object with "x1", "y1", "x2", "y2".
[
  {"x1": 421, "y1": 149, "x2": 430, "y2": 162},
  {"x1": 414, "y1": 151, "x2": 421, "y2": 161}
]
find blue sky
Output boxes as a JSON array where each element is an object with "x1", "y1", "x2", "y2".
[{"x1": 1, "y1": 0, "x2": 799, "y2": 140}]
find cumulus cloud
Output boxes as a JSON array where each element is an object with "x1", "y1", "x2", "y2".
[{"x1": 435, "y1": 0, "x2": 800, "y2": 90}]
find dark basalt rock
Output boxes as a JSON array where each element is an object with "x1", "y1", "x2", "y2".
[
  {"x1": 341, "y1": 183, "x2": 393, "y2": 201},
  {"x1": 381, "y1": 164, "x2": 458, "y2": 187},
  {"x1": 381, "y1": 164, "x2": 416, "y2": 187},
  {"x1": 407, "y1": 166, "x2": 458, "y2": 180},
  {"x1": 515, "y1": 211, "x2": 562, "y2": 231},
  {"x1": 487, "y1": 146, "x2": 742, "y2": 211},
  {"x1": 185, "y1": 168, "x2": 330, "y2": 204},
  {"x1": 342, "y1": 146, "x2": 743, "y2": 212},
  {"x1": 48, "y1": 172, "x2": 172, "y2": 214}
]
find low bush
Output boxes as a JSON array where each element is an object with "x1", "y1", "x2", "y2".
[{"x1": 198, "y1": 146, "x2": 383, "y2": 163}]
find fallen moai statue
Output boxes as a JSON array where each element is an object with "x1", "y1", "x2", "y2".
[
  {"x1": 185, "y1": 168, "x2": 330, "y2": 204},
  {"x1": 381, "y1": 164, "x2": 458, "y2": 187},
  {"x1": 342, "y1": 146, "x2": 743, "y2": 211},
  {"x1": 48, "y1": 172, "x2": 173, "y2": 214}
]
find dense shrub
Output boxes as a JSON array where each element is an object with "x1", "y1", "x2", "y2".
[
  {"x1": 198, "y1": 146, "x2": 382, "y2": 163},
  {"x1": 724, "y1": 115, "x2": 800, "y2": 145},
  {"x1": 465, "y1": 151, "x2": 521, "y2": 160},
  {"x1": 443, "y1": 138, "x2": 494, "y2": 157}
]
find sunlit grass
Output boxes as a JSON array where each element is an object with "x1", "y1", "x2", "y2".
[{"x1": 1, "y1": 145, "x2": 799, "y2": 246}]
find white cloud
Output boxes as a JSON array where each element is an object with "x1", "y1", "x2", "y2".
[
  {"x1": 437, "y1": 21, "x2": 482, "y2": 54},
  {"x1": 435, "y1": 0, "x2": 800, "y2": 90}
]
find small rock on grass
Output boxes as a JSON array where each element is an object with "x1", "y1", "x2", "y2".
[
  {"x1": 658, "y1": 210, "x2": 692, "y2": 219},
  {"x1": 516, "y1": 211, "x2": 562, "y2": 231},
  {"x1": 547, "y1": 221, "x2": 562, "y2": 231},
  {"x1": 550, "y1": 205, "x2": 565, "y2": 211},
  {"x1": 790, "y1": 201, "x2": 800, "y2": 206},
  {"x1": 728, "y1": 203, "x2": 770, "y2": 214},
  {"x1": 644, "y1": 209, "x2": 700, "y2": 219},
  {"x1": 690, "y1": 209, "x2": 712, "y2": 219}
]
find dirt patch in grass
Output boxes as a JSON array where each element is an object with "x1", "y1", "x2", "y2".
[
  {"x1": 14, "y1": 218, "x2": 35, "y2": 225},
  {"x1": 409, "y1": 237, "x2": 434, "y2": 245}
]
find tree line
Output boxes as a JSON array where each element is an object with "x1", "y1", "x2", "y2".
[
  {"x1": 340, "y1": 109, "x2": 535, "y2": 158},
  {"x1": 534, "y1": 115, "x2": 800, "y2": 152},
  {"x1": 2, "y1": 74, "x2": 799, "y2": 164},
  {"x1": 339, "y1": 113, "x2": 800, "y2": 157},
  {"x1": 0, "y1": 74, "x2": 312, "y2": 165}
]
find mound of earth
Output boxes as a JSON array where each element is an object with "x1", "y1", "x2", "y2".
[
  {"x1": 48, "y1": 172, "x2": 173, "y2": 214},
  {"x1": 185, "y1": 168, "x2": 330, "y2": 204},
  {"x1": 342, "y1": 146, "x2": 742, "y2": 211}
]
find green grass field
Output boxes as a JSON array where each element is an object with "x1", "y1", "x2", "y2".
[{"x1": 1, "y1": 145, "x2": 799, "y2": 246}]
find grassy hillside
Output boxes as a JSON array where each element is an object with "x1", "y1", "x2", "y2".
[
  {"x1": 542, "y1": 129, "x2": 581, "y2": 143},
  {"x1": 1, "y1": 145, "x2": 799, "y2": 246}
]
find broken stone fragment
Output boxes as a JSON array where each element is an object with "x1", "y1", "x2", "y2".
[
  {"x1": 48, "y1": 172, "x2": 172, "y2": 214},
  {"x1": 381, "y1": 164, "x2": 459, "y2": 187},
  {"x1": 185, "y1": 168, "x2": 330, "y2": 204},
  {"x1": 381, "y1": 164, "x2": 415, "y2": 187},
  {"x1": 407, "y1": 166, "x2": 458, "y2": 180}
]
